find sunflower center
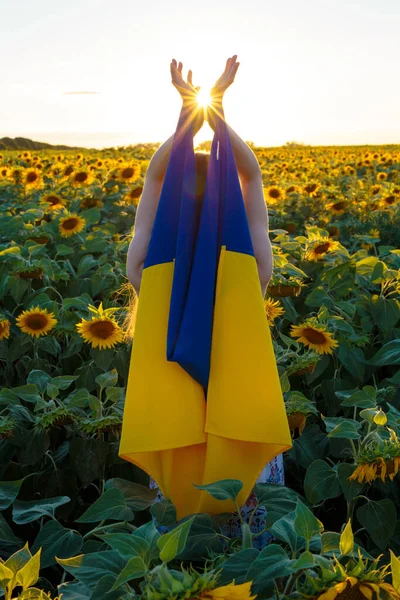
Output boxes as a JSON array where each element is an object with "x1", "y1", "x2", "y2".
[
  {"x1": 75, "y1": 172, "x2": 88, "y2": 182},
  {"x1": 0, "y1": 322, "x2": 8, "y2": 334},
  {"x1": 333, "y1": 202, "x2": 346, "y2": 210},
  {"x1": 122, "y1": 167, "x2": 135, "y2": 179},
  {"x1": 302, "y1": 327, "x2": 327, "y2": 344},
  {"x1": 62, "y1": 218, "x2": 79, "y2": 230},
  {"x1": 305, "y1": 183, "x2": 317, "y2": 193},
  {"x1": 65, "y1": 166, "x2": 74, "y2": 176},
  {"x1": 384, "y1": 196, "x2": 395, "y2": 204},
  {"x1": 26, "y1": 315, "x2": 49, "y2": 330},
  {"x1": 27, "y1": 172, "x2": 38, "y2": 183},
  {"x1": 90, "y1": 320, "x2": 116, "y2": 339},
  {"x1": 47, "y1": 195, "x2": 61, "y2": 205},
  {"x1": 269, "y1": 188, "x2": 281, "y2": 199},
  {"x1": 334, "y1": 581, "x2": 366, "y2": 600},
  {"x1": 314, "y1": 242, "x2": 331, "y2": 254}
]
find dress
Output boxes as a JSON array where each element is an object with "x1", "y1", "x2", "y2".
[{"x1": 149, "y1": 452, "x2": 285, "y2": 551}]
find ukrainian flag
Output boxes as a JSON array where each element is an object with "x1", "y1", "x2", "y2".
[{"x1": 119, "y1": 104, "x2": 293, "y2": 521}]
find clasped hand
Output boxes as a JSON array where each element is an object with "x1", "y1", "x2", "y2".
[{"x1": 170, "y1": 55, "x2": 240, "y2": 133}]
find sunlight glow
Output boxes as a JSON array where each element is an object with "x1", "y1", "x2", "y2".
[{"x1": 196, "y1": 88, "x2": 212, "y2": 107}]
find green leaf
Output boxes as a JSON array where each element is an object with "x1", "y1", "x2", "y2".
[
  {"x1": 56, "y1": 244, "x2": 74, "y2": 257},
  {"x1": 110, "y1": 556, "x2": 148, "y2": 590},
  {"x1": 4, "y1": 542, "x2": 31, "y2": 575},
  {"x1": 193, "y1": 479, "x2": 243, "y2": 501},
  {"x1": 294, "y1": 499, "x2": 324, "y2": 543},
  {"x1": 246, "y1": 544, "x2": 295, "y2": 599},
  {"x1": 369, "y1": 297, "x2": 400, "y2": 334},
  {"x1": 270, "y1": 511, "x2": 304, "y2": 553},
  {"x1": 0, "y1": 478, "x2": 25, "y2": 510},
  {"x1": 95, "y1": 369, "x2": 118, "y2": 389},
  {"x1": 0, "y1": 513, "x2": 23, "y2": 547},
  {"x1": 92, "y1": 574, "x2": 127, "y2": 599},
  {"x1": 156, "y1": 516, "x2": 195, "y2": 563},
  {"x1": 51, "y1": 375, "x2": 79, "y2": 390},
  {"x1": 216, "y1": 548, "x2": 259, "y2": 585},
  {"x1": 178, "y1": 513, "x2": 223, "y2": 561},
  {"x1": 12, "y1": 496, "x2": 70, "y2": 524},
  {"x1": 339, "y1": 519, "x2": 354, "y2": 556},
  {"x1": 15, "y1": 548, "x2": 41, "y2": 591},
  {"x1": 31, "y1": 520, "x2": 83, "y2": 568},
  {"x1": 356, "y1": 499, "x2": 396, "y2": 550},
  {"x1": 337, "y1": 463, "x2": 365, "y2": 502},
  {"x1": 303, "y1": 460, "x2": 342, "y2": 504},
  {"x1": 56, "y1": 551, "x2": 125, "y2": 591},
  {"x1": 76, "y1": 489, "x2": 134, "y2": 523},
  {"x1": 365, "y1": 340, "x2": 400, "y2": 366},
  {"x1": 321, "y1": 416, "x2": 361, "y2": 439},
  {"x1": 57, "y1": 581, "x2": 92, "y2": 600},
  {"x1": 150, "y1": 498, "x2": 177, "y2": 527},
  {"x1": 27, "y1": 370, "x2": 52, "y2": 394},
  {"x1": 98, "y1": 532, "x2": 150, "y2": 562},
  {"x1": 292, "y1": 550, "x2": 315, "y2": 569},
  {"x1": 105, "y1": 478, "x2": 157, "y2": 511},
  {"x1": 338, "y1": 386, "x2": 376, "y2": 408},
  {"x1": 253, "y1": 483, "x2": 303, "y2": 525},
  {"x1": 12, "y1": 384, "x2": 42, "y2": 404},
  {"x1": 37, "y1": 335, "x2": 61, "y2": 357},
  {"x1": 337, "y1": 344, "x2": 365, "y2": 383}
]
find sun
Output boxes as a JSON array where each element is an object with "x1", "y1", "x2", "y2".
[{"x1": 196, "y1": 88, "x2": 212, "y2": 107}]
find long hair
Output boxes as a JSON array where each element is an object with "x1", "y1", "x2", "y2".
[{"x1": 116, "y1": 151, "x2": 211, "y2": 343}]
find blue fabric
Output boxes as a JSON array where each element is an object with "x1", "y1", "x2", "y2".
[{"x1": 143, "y1": 104, "x2": 255, "y2": 391}]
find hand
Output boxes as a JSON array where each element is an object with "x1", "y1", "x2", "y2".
[
  {"x1": 170, "y1": 58, "x2": 201, "y2": 105},
  {"x1": 205, "y1": 55, "x2": 240, "y2": 130},
  {"x1": 210, "y1": 54, "x2": 240, "y2": 103},
  {"x1": 170, "y1": 58, "x2": 204, "y2": 134}
]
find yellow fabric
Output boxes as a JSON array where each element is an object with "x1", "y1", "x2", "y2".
[{"x1": 119, "y1": 246, "x2": 293, "y2": 521}]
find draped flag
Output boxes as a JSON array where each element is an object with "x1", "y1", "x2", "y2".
[{"x1": 119, "y1": 103, "x2": 293, "y2": 521}]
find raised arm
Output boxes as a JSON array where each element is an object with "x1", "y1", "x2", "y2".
[
  {"x1": 126, "y1": 60, "x2": 204, "y2": 296},
  {"x1": 205, "y1": 55, "x2": 272, "y2": 295}
]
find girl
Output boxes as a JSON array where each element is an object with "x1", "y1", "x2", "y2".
[{"x1": 124, "y1": 55, "x2": 285, "y2": 550}]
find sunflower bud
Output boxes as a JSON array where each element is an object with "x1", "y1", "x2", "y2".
[{"x1": 373, "y1": 408, "x2": 387, "y2": 426}]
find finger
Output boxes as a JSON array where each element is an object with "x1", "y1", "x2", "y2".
[
  {"x1": 187, "y1": 69, "x2": 193, "y2": 85},
  {"x1": 178, "y1": 61, "x2": 183, "y2": 73}
]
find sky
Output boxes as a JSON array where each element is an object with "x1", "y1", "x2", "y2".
[{"x1": 1, "y1": 0, "x2": 400, "y2": 149}]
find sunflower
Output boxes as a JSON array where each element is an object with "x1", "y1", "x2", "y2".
[
  {"x1": 69, "y1": 169, "x2": 94, "y2": 187},
  {"x1": 16, "y1": 306, "x2": 57, "y2": 338},
  {"x1": 23, "y1": 168, "x2": 43, "y2": 190},
  {"x1": 58, "y1": 214, "x2": 86, "y2": 238},
  {"x1": 263, "y1": 185, "x2": 285, "y2": 204},
  {"x1": 0, "y1": 317, "x2": 11, "y2": 340},
  {"x1": 377, "y1": 171, "x2": 388, "y2": 181},
  {"x1": 200, "y1": 581, "x2": 257, "y2": 600},
  {"x1": 306, "y1": 238, "x2": 340, "y2": 261},
  {"x1": 327, "y1": 200, "x2": 348, "y2": 214},
  {"x1": 116, "y1": 162, "x2": 141, "y2": 183},
  {"x1": 0, "y1": 165, "x2": 11, "y2": 179},
  {"x1": 76, "y1": 302, "x2": 125, "y2": 349},
  {"x1": 40, "y1": 193, "x2": 66, "y2": 211},
  {"x1": 264, "y1": 298, "x2": 284, "y2": 325},
  {"x1": 315, "y1": 575, "x2": 398, "y2": 600},
  {"x1": 371, "y1": 184, "x2": 382, "y2": 195},
  {"x1": 381, "y1": 194, "x2": 397, "y2": 207},
  {"x1": 303, "y1": 182, "x2": 320, "y2": 197},
  {"x1": 62, "y1": 165, "x2": 75, "y2": 179},
  {"x1": 290, "y1": 320, "x2": 339, "y2": 355},
  {"x1": 125, "y1": 186, "x2": 143, "y2": 205},
  {"x1": 348, "y1": 456, "x2": 400, "y2": 484}
]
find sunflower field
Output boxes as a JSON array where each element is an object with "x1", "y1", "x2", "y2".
[{"x1": 0, "y1": 144, "x2": 400, "y2": 600}]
